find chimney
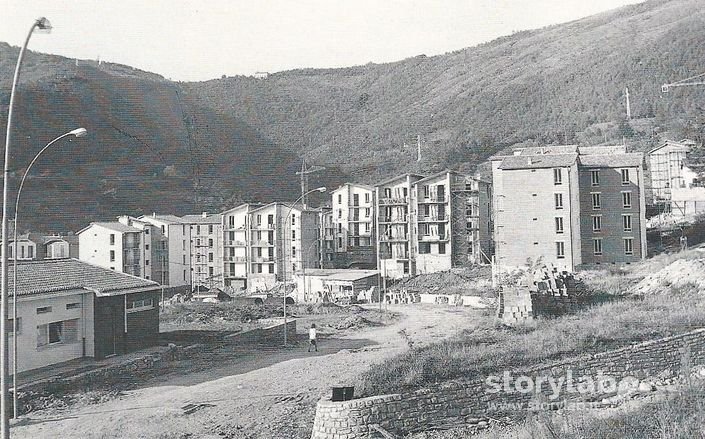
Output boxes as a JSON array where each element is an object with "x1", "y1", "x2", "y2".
[{"x1": 202, "y1": 212, "x2": 208, "y2": 218}]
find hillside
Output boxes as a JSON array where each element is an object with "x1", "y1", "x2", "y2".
[
  {"x1": 2, "y1": 0, "x2": 705, "y2": 231},
  {"x1": 0, "y1": 45, "x2": 343, "y2": 232},
  {"x1": 188, "y1": 0, "x2": 705, "y2": 182}
]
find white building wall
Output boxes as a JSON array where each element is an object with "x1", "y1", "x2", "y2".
[{"x1": 79, "y1": 225, "x2": 125, "y2": 272}]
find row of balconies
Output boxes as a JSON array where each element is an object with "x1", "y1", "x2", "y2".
[{"x1": 379, "y1": 197, "x2": 409, "y2": 205}]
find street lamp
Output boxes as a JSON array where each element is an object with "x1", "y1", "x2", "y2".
[
  {"x1": 11, "y1": 128, "x2": 87, "y2": 417},
  {"x1": 2, "y1": 17, "x2": 52, "y2": 434},
  {"x1": 283, "y1": 186, "x2": 326, "y2": 346}
]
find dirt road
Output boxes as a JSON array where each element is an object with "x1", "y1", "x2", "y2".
[{"x1": 13, "y1": 304, "x2": 484, "y2": 439}]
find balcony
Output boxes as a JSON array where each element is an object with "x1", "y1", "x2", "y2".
[
  {"x1": 379, "y1": 197, "x2": 408, "y2": 205},
  {"x1": 225, "y1": 256, "x2": 247, "y2": 263},
  {"x1": 252, "y1": 257, "x2": 275, "y2": 263},
  {"x1": 251, "y1": 223, "x2": 276, "y2": 230},
  {"x1": 380, "y1": 234, "x2": 408, "y2": 242},
  {"x1": 417, "y1": 215, "x2": 447, "y2": 222},
  {"x1": 418, "y1": 234, "x2": 448, "y2": 242},
  {"x1": 379, "y1": 215, "x2": 408, "y2": 224},
  {"x1": 251, "y1": 240, "x2": 274, "y2": 247},
  {"x1": 418, "y1": 196, "x2": 446, "y2": 204},
  {"x1": 226, "y1": 240, "x2": 246, "y2": 247}
]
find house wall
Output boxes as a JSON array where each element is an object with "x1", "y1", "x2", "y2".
[
  {"x1": 79, "y1": 226, "x2": 125, "y2": 273},
  {"x1": 94, "y1": 290, "x2": 160, "y2": 359},
  {"x1": 248, "y1": 204, "x2": 279, "y2": 290},
  {"x1": 138, "y1": 217, "x2": 191, "y2": 287},
  {"x1": 223, "y1": 206, "x2": 252, "y2": 289},
  {"x1": 578, "y1": 166, "x2": 645, "y2": 266},
  {"x1": 189, "y1": 218, "x2": 224, "y2": 289},
  {"x1": 12, "y1": 291, "x2": 94, "y2": 374},
  {"x1": 331, "y1": 185, "x2": 376, "y2": 268},
  {"x1": 376, "y1": 177, "x2": 419, "y2": 280},
  {"x1": 45, "y1": 240, "x2": 70, "y2": 259},
  {"x1": 495, "y1": 165, "x2": 578, "y2": 271},
  {"x1": 415, "y1": 173, "x2": 453, "y2": 274}
]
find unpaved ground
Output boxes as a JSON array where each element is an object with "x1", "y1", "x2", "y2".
[{"x1": 12, "y1": 304, "x2": 483, "y2": 439}]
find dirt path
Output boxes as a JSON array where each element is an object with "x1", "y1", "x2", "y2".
[{"x1": 12, "y1": 304, "x2": 484, "y2": 439}]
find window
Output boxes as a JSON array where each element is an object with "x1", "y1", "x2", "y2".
[
  {"x1": 145, "y1": 244, "x2": 150, "y2": 251},
  {"x1": 337, "y1": 223, "x2": 342, "y2": 233},
  {"x1": 338, "y1": 209, "x2": 342, "y2": 219},
  {"x1": 256, "y1": 215, "x2": 262, "y2": 225},
  {"x1": 590, "y1": 170, "x2": 600, "y2": 186},
  {"x1": 145, "y1": 259, "x2": 150, "y2": 266},
  {"x1": 423, "y1": 185, "x2": 430, "y2": 198},
  {"x1": 623, "y1": 214, "x2": 633, "y2": 232},
  {"x1": 292, "y1": 230, "x2": 296, "y2": 240},
  {"x1": 7, "y1": 318, "x2": 21, "y2": 335},
  {"x1": 622, "y1": 191, "x2": 632, "y2": 209},
  {"x1": 110, "y1": 250, "x2": 115, "y2": 262},
  {"x1": 556, "y1": 242, "x2": 565, "y2": 259},
  {"x1": 338, "y1": 194, "x2": 342, "y2": 204},
  {"x1": 593, "y1": 238, "x2": 603, "y2": 256},
  {"x1": 365, "y1": 223, "x2": 370, "y2": 233},
  {"x1": 365, "y1": 193, "x2": 370, "y2": 203},
  {"x1": 28, "y1": 246, "x2": 34, "y2": 259},
  {"x1": 37, "y1": 306, "x2": 52, "y2": 314},
  {"x1": 419, "y1": 243, "x2": 431, "y2": 254},
  {"x1": 208, "y1": 238, "x2": 213, "y2": 248},
  {"x1": 109, "y1": 234, "x2": 115, "y2": 245},
  {"x1": 438, "y1": 243, "x2": 446, "y2": 254},
  {"x1": 209, "y1": 267, "x2": 214, "y2": 276},
  {"x1": 268, "y1": 265, "x2": 274, "y2": 274},
  {"x1": 182, "y1": 240, "x2": 186, "y2": 250},
  {"x1": 591, "y1": 192, "x2": 601, "y2": 209},
  {"x1": 37, "y1": 319, "x2": 78, "y2": 347},
  {"x1": 624, "y1": 238, "x2": 634, "y2": 255},
  {"x1": 126, "y1": 298, "x2": 154, "y2": 312},
  {"x1": 554, "y1": 168, "x2": 563, "y2": 185},
  {"x1": 292, "y1": 247, "x2": 296, "y2": 258},
  {"x1": 338, "y1": 237, "x2": 343, "y2": 249},
  {"x1": 208, "y1": 253, "x2": 213, "y2": 262},
  {"x1": 208, "y1": 225, "x2": 213, "y2": 234},
  {"x1": 197, "y1": 225, "x2": 201, "y2": 235},
  {"x1": 291, "y1": 214, "x2": 296, "y2": 225},
  {"x1": 292, "y1": 263, "x2": 296, "y2": 272},
  {"x1": 592, "y1": 215, "x2": 602, "y2": 232},
  {"x1": 365, "y1": 208, "x2": 370, "y2": 217},
  {"x1": 555, "y1": 217, "x2": 564, "y2": 234},
  {"x1": 621, "y1": 169, "x2": 630, "y2": 185},
  {"x1": 555, "y1": 193, "x2": 563, "y2": 210}
]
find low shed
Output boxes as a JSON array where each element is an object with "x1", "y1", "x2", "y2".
[{"x1": 294, "y1": 269, "x2": 379, "y2": 303}]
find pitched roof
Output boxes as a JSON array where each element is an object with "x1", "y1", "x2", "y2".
[
  {"x1": 181, "y1": 213, "x2": 223, "y2": 224},
  {"x1": 375, "y1": 173, "x2": 425, "y2": 187},
  {"x1": 648, "y1": 140, "x2": 692, "y2": 155},
  {"x1": 498, "y1": 153, "x2": 578, "y2": 170},
  {"x1": 578, "y1": 145, "x2": 626, "y2": 155},
  {"x1": 332, "y1": 182, "x2": 375, "y2": 193},
  {"x1": 9, "y1": 259, "x2": 158, "y2": 298},
  {"x1": 517, "y1": 145, "x2": 578, "y2": 156},
  {"x1": 83, "y1": 222, "x2": 143, "y2": 234},
  {"x1": 141, "y1": 214, "x2": 186, "y2": 224},
  {"x1": 579, "y1": 153, "x2": 644, "y2": 168}
]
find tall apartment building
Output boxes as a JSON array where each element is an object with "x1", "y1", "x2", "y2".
[
  {"x1": 221, "y1": 203, "x2": 263, "y2": 290},
  {"x1": 138, "y1": 214, "x2": 192, "y2": 288},
  {"x1": 247, "y1": 202, "x2": 320, "y2": 291},
  {"x1": 491, "y1": 145, "x2": 647, "y2": 271},
  {"x1": 78, "y1": 221, "x2": 150, "y2": 278},
  {"x1": 318, "y1": 207, "x2": 336, "y2": 268},
  {"x1": 330, "y1": 183, "x2": 376, "y2": 269},
  {"x1": 376, "y1": 174, "x2": 423, "y2": 279},
  {"x1": 182, "y1": 213, "x2": 224, "y2": 290},
  {"x1": 412, "y1": 171, "x2": 492, "y2": 274}
]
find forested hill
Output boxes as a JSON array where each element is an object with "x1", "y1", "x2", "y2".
[
  {"x1": 2, "y1": 0, "x2": 705, "y2": 232},
  {"x1": 187, "y1": 0, "x2": 705, "y2": 182}
]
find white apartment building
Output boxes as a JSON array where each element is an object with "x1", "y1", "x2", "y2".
[
  {"x1": 222, "y1": 203, "x2": 263, "y2": 291},
  {"x1": 78, "y1": 221, "x2": 149, "y2": 278},
  {"x1": 330, "y1": 183, "x2": 376, "y2": 269},
  {"x1": 182, "y1": 213, "x2": 224, "y2": 290},
  {"x1": 138, "y1": 214, "x2": 192, "y2": 288}
]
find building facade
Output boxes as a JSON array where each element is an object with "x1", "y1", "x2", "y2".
[
  {"x1": 138, "y1": 214, "x2": 192, "y2": 289},
  {"x1": 182, "y1": 213, "x2": 224, "y2": 291},
  {"x1": 78, "y1": 221, "x2": 150, "y2": 279},
  {"x1": 647, "y1": 140, "x2": 692, "y2": 203},
  {"x1": 221, "y1": 203, "x2": 263, "y2": 291},
  {"x1": 492, "y1": 146, "x2": 647, "y2": 271},
  {"x1": 330, "y1": 183, "x2": 376, "y2": 269}
]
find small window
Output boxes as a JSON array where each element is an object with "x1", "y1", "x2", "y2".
[
  {"x1": 145, "y1": 244, "x2": 150, "y2": 251},
  {"x1": 555, "y1": 217, "x2": 564, "y2": 234},
  {"x1": 364, "y1": 193, "x2": 370, "y2": 203},
  {"x1": 7, "y1": 318, "x2": 21, "y2": 335},
  {"x1": 145, "y1": 228, "x2": 150, "y2": 235},
  {"x1": 621, "y1": 169, "x2": 630, "y2": 185},
  {"x1": 590, "y1": 170, "x2": 600, "y2": 186},
  {"x1": 556, "y1": 242, "x2": 565, "y2": 259},
  {"x1": 591, "y1": 193, "x2": 601, "y2": 209},
  {"x1": 553, "y1": 168, "x2": 563, "y2": 185},
  {"x1": 622, "y1": 191, "x2": 632, "y2": 209},
  {"x1": 419, "y1": 243, "x2": 431, "y2": 254},
  {"x1": 37, "y1": 306, "x2": 52, "y2": 314},
  {"x1": 623, "y1": 214, "x2": 633, "y2": 232},
  {"x1": 624, "y1": 237, "x2": 634, "y2": 255},
  {"x1": 291, "y1": 214, "x2": 296, "y2": 225},
  {"x1": 292, "y1": 247, "x2": 296, "y2": 258},
  {"x1": 109, "y1": 234, "x2": 115, "y2": 245},
  {"x1": 208, "y1": 253, "x2": 213, "y2": 262},
  {"x1": 126, "y1": 298, "x2": 155, "y2": 312},
  {"x1": 592, "y1": 215, "x2": 602, "y2": 232},
  {"x1": 593, "y1": 238, "x2": 603, "y2": 256},
  {"x1": 438, "y1": 243, "x2": 446, "y2": 254},
  {"x1": 110, "y1": 250, "x2": 115, "y2": 262},
  {"x1": 554, "y1": 193, "x2": 564, "y2": 210},
  {"x1": 66, "y1": 303, "x2": 81, "y2": 310},
  {"x1": 146, "y1": 259, "x2": 150, "y2": 266},
  {"x1": 365, "y1": 208, "x2": 370, "y2": 217},
  {"x1": 292, "y1": 230, "x2": 296, "y2": 240},
  {"x1": 338, "y1": 194, "x2": 342, "y2": 204},
  {"x1": 268, "y1": 264, "x2": 274, "y2": 274},
  {"x1": 208, "y1": 225, "x2": 214, "y2": 234}
]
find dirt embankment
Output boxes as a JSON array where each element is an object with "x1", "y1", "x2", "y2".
[{"x1": 391, "y1": 266, "x2": 492, "y2": 296}]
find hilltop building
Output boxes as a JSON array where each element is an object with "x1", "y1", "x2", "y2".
[{"x1": 491, "y1": 145, "x2": 647, "y2": 271}]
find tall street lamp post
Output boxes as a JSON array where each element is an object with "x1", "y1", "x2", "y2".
[
  {"x1": 11, "y1": 128, "x2": 87, "y2": 417},
  {"x1": 2, "y1": 17, "x2": 52, "y2": 435},
  {"x1": 283, "y1": 186, "x2": 326, "y2": 346}
]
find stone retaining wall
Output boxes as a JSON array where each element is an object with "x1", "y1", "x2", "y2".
[{"x1": 310, "y1": 327, "x2": 705, "y2": 438}]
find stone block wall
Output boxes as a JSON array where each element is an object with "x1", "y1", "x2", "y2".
[{"x1": 310, "y1": 328, "x2": 705, "y2": 438}]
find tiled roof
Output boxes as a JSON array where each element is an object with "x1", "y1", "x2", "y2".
[
  {"x1": 498, "y1": 153, "x2": 578, "y2": 170},
  {"x1": 578, "y1": 145, "x2": 626, "y2": 155},
  {"x1": 181, "y1": 214, "x2": 223, "y2": 224},
  {"x1": 143, "y1": 214, "x2": 186, "y2": 224},
  {"x1": 375, "y1": 173, "x2": 425, "y2": 187},
  {"x1": 579, "y1": 153, "x2": 644, "y2": 168},
  {"x1": 333, "y1": 182, "x2": 375, "y2": 192},
  {"x1": 517, "y1": 145, "x2": 578, "y2": 156},
  {"x1": 89, "y1": 222, "x2": 143, "y2": 233},
  {"x1": 9, "y1": 259, "x2": 158, "y2": 298},
  {"x1": 648, "y1": 140, "x2": 692, "y2": 155}
]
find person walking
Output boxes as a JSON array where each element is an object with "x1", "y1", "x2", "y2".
[{"x1": 308, "y1": 323, "x2": 318, "y2": 352}]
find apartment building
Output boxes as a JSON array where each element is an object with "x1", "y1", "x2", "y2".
[
  {"x1": 182, "y1": 213, "x2": 224, "y2": 290},
  {"x1": 318, "y1": 207, "x2": 336, "y2": 268},
  {"x1": 491, "y1": 145, "x2": 647, "y2": 271},
  {"x1": 647, "y1": 139, "x2": 693, "y2": 203},
  {"x1": 413, "y1": 171, "x2": 492, "y2": 274},
  {"x1": 330, "y1": 183, "x2": 376, "y2": 269},
  {"x1": 247, "y1": 202, "x2": 320, "y2": 291},
  {"x1": 137, "y1": 214, "x2": 191, "y2": 288},
  {"x1": 221, "y1": 203, "x2": 263, "y2": 290},
  {"x1": 78, "y1": 221, "x2": 150, "y2": 278},
  {"x1": 376, "y1": 174, "x2": 424, "y2": 279}
]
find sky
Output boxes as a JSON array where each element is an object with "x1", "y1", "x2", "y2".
[{"x1": 1, "y1": 0, "x2": 643, "y2": 82}]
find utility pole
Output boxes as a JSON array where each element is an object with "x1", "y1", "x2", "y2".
[
  {"x1": 296, "y1": 160, "x2": 325, "y2": 209},
  {"x1": 417, "y1": 135, "x2": 422, "y2": 162},
  {"x1": 625, "y1": 87, "x2": 631, "y2": 120}
]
